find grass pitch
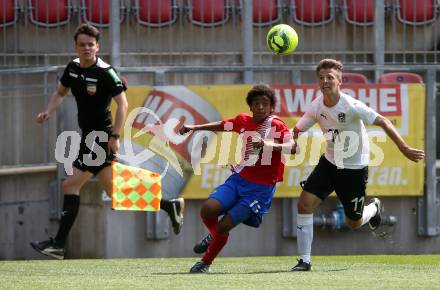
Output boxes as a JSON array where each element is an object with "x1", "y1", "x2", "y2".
[{"x1": 1, "y1": 255, "x2": 439, "y2": 289}]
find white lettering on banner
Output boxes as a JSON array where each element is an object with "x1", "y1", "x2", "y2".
[
  {"x1": 355, "y1": 88, "x2": 377, "y2": 110},
  {"x1": 283, "y1": 166, "x2": 407, "y2": 187},
  {"x1": 272, "y1": 86, "x2": 403, "y2": 116},
  {"x1": 342, "y1": 87, "x2": 401, "y2": 115},
  {"x1": 272, "y1": 84, "x2": 408, "y2": 136},
  {"x1": 201, "y1": 164, "x2": 214, "y2": 188},
  {"x1": 274, "y1": 92, "x2": 282, "y2": 113},
  {"x1": 201, "y1": 164, "x2": 232, "y2": 189},
  {"x1": 368, "y1": 166, "x2": 407, "y2": 186},
  {"x1": 379, "y1": 89, "x2": 398, "y2": 113},
  {"x1": 281, "y1": 88, "x2": 315, "y2": 114}
]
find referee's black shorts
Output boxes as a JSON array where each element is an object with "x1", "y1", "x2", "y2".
[
  {"x1": 302, "y1": 155, "x2": 368, "y2": 221},
  {"x1": 73, "y1": 130, "x2": 116, "y2": 176}
]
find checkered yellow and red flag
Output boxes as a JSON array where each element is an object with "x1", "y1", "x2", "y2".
[{"x1": 111, "y1": 162, "x2": 162, "y2": 211}]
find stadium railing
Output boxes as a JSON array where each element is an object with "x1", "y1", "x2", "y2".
[{"x1": 0, "y1": 0, "x2": 439, "y2": 69}]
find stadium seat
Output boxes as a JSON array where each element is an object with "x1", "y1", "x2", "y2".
[
  {"x1": 396, "y1": 0, "x2": 438, "y2": 25},
  {"x1": 187, "y1": 0, "x2": 229, "y2": 27},
  {"x1": 237, "y1": 0, "x2": 281, "y2": 26},
  {"x1": 378, "y1": 72, "x2": 424, "y2": 83},
  {"x1": 81, "y1": 0, "x2": 125, "y2": 27},
  {"x1": 29, "y1": 0, "x2": 71, "y2": 27},
  {"x1": 291, "y1": 0, "x2": 334, "y2": 26},
  {"x1": 343, "y1": 0, "x2": 374, "y2": 25},
  {"x1": 0, "y1": 0, "x2": 17, "y2": 27},
  {"x1": 135, "y1": 0, "x2": 177, "y2": 27},
  {"x1": 342, "y1": 72, "x2": 369, "y2": 84}
]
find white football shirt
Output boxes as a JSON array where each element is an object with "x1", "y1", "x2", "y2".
[{"x1": 296, "y1": 92, "x2": 379, "y2": 169}]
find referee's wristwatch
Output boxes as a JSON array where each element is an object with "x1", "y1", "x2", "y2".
[{"x1": 110, "y1": 133, "x2": 120, "y2": 140}]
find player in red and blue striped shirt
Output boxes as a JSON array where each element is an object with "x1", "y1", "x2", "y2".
[{"x1": 180, "y1": 84, "x2": 295, "y2": 273}]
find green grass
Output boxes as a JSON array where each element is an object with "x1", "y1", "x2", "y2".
[{"x1": 1, "y1": 255, "x2": 439, "y2": 289}]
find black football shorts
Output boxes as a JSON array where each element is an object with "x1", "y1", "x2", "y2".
[{"x1": 302, "y1": 155, "x2": 368, "y2": 221}]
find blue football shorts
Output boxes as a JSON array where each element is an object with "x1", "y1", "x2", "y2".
[{"x1": 209, "y1": 173, "x2": 276, "y2": 228}]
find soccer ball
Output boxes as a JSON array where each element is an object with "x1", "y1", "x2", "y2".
[{"x1": 266, "y1": 24, "x2": 299, "y2": 55}]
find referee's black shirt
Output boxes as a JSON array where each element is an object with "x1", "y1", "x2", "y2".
[{"x1": 60, "y1": 57, "x2": 127, "y2": 132}]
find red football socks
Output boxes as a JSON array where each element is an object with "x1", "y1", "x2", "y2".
[
  {"x1": 202, "y1": 217, "x2": 218, "y2": 235},
  {"x1": 202, "y1": 231, "x2": 229, "y2": 265}
]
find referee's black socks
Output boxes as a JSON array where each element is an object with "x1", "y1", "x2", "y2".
[
  {"x1": 54, "y1": 195, "x2": 80, "y2": 247},
  {"x1": 160, "y1": 199, "x2": 172, "y2": 214}
]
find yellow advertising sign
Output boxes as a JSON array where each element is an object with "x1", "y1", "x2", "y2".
[{"x1": 115, "y1": 84, "x2": 425, "y2": 199}]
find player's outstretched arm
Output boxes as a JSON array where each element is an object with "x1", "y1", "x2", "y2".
[
  {"x1": 179, "y1": 121, "x2": 224, "y2": 135},
  {"x1": 36, "y1": 84, "x2": 69, "y2": 124},
  {"x1": 373, "y1": 115, "x2": 425, "y2": 162},
  {"x1": 266, "y1": 140, "x2": 297, "y2": 153},
  {"x1": 289, "y1": 126, "x2": 303, "y2": 154},
  {"x1": 254, "y1": 138, "x2": 297, "y2": 154}
]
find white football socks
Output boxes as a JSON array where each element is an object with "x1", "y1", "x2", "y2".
[
  {"x1": 360, "y1": 202, "x2": 378, "y2": 226},
  {"x1": 296, "y1": 213, "x2": 313, "y2": 264}
]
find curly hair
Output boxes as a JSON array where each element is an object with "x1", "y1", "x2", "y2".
[{"x1": 246, "y1": 84, "x2": 276, "y2": 107}]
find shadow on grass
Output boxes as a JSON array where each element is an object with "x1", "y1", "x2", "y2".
[
  {"x1": 152, "y1": 270, "x2": 288, "y2": 275},
  {"x1": 151, "y1": 267, "x2": 348, "y2": 275},
  {"x1": 319, "y1": 268, "x2": 349, "y2": 272}
]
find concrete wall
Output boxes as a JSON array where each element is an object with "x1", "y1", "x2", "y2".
[
  {"x1": 0, "y1": 172, "x2": 57, "y2": 260},
  {"x1": 0, "y1": 72, "x2": 59, "y2": 166}
]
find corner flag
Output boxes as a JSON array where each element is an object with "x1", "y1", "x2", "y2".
[{"x1": 111, "y1": 162, "x2": 162, "y2": 211}]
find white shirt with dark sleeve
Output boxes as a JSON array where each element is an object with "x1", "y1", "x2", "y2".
[{"x1": 296, "y1": 92, "x2": 379, "y2": 169}]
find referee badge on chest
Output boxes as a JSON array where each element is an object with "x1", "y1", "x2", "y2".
[
  {"x1": 337, "y1": 112, "x2": 346, "y2": 123},
  {"x1": 86, "y1": 83, "x2": 97, "y2": 96}
]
